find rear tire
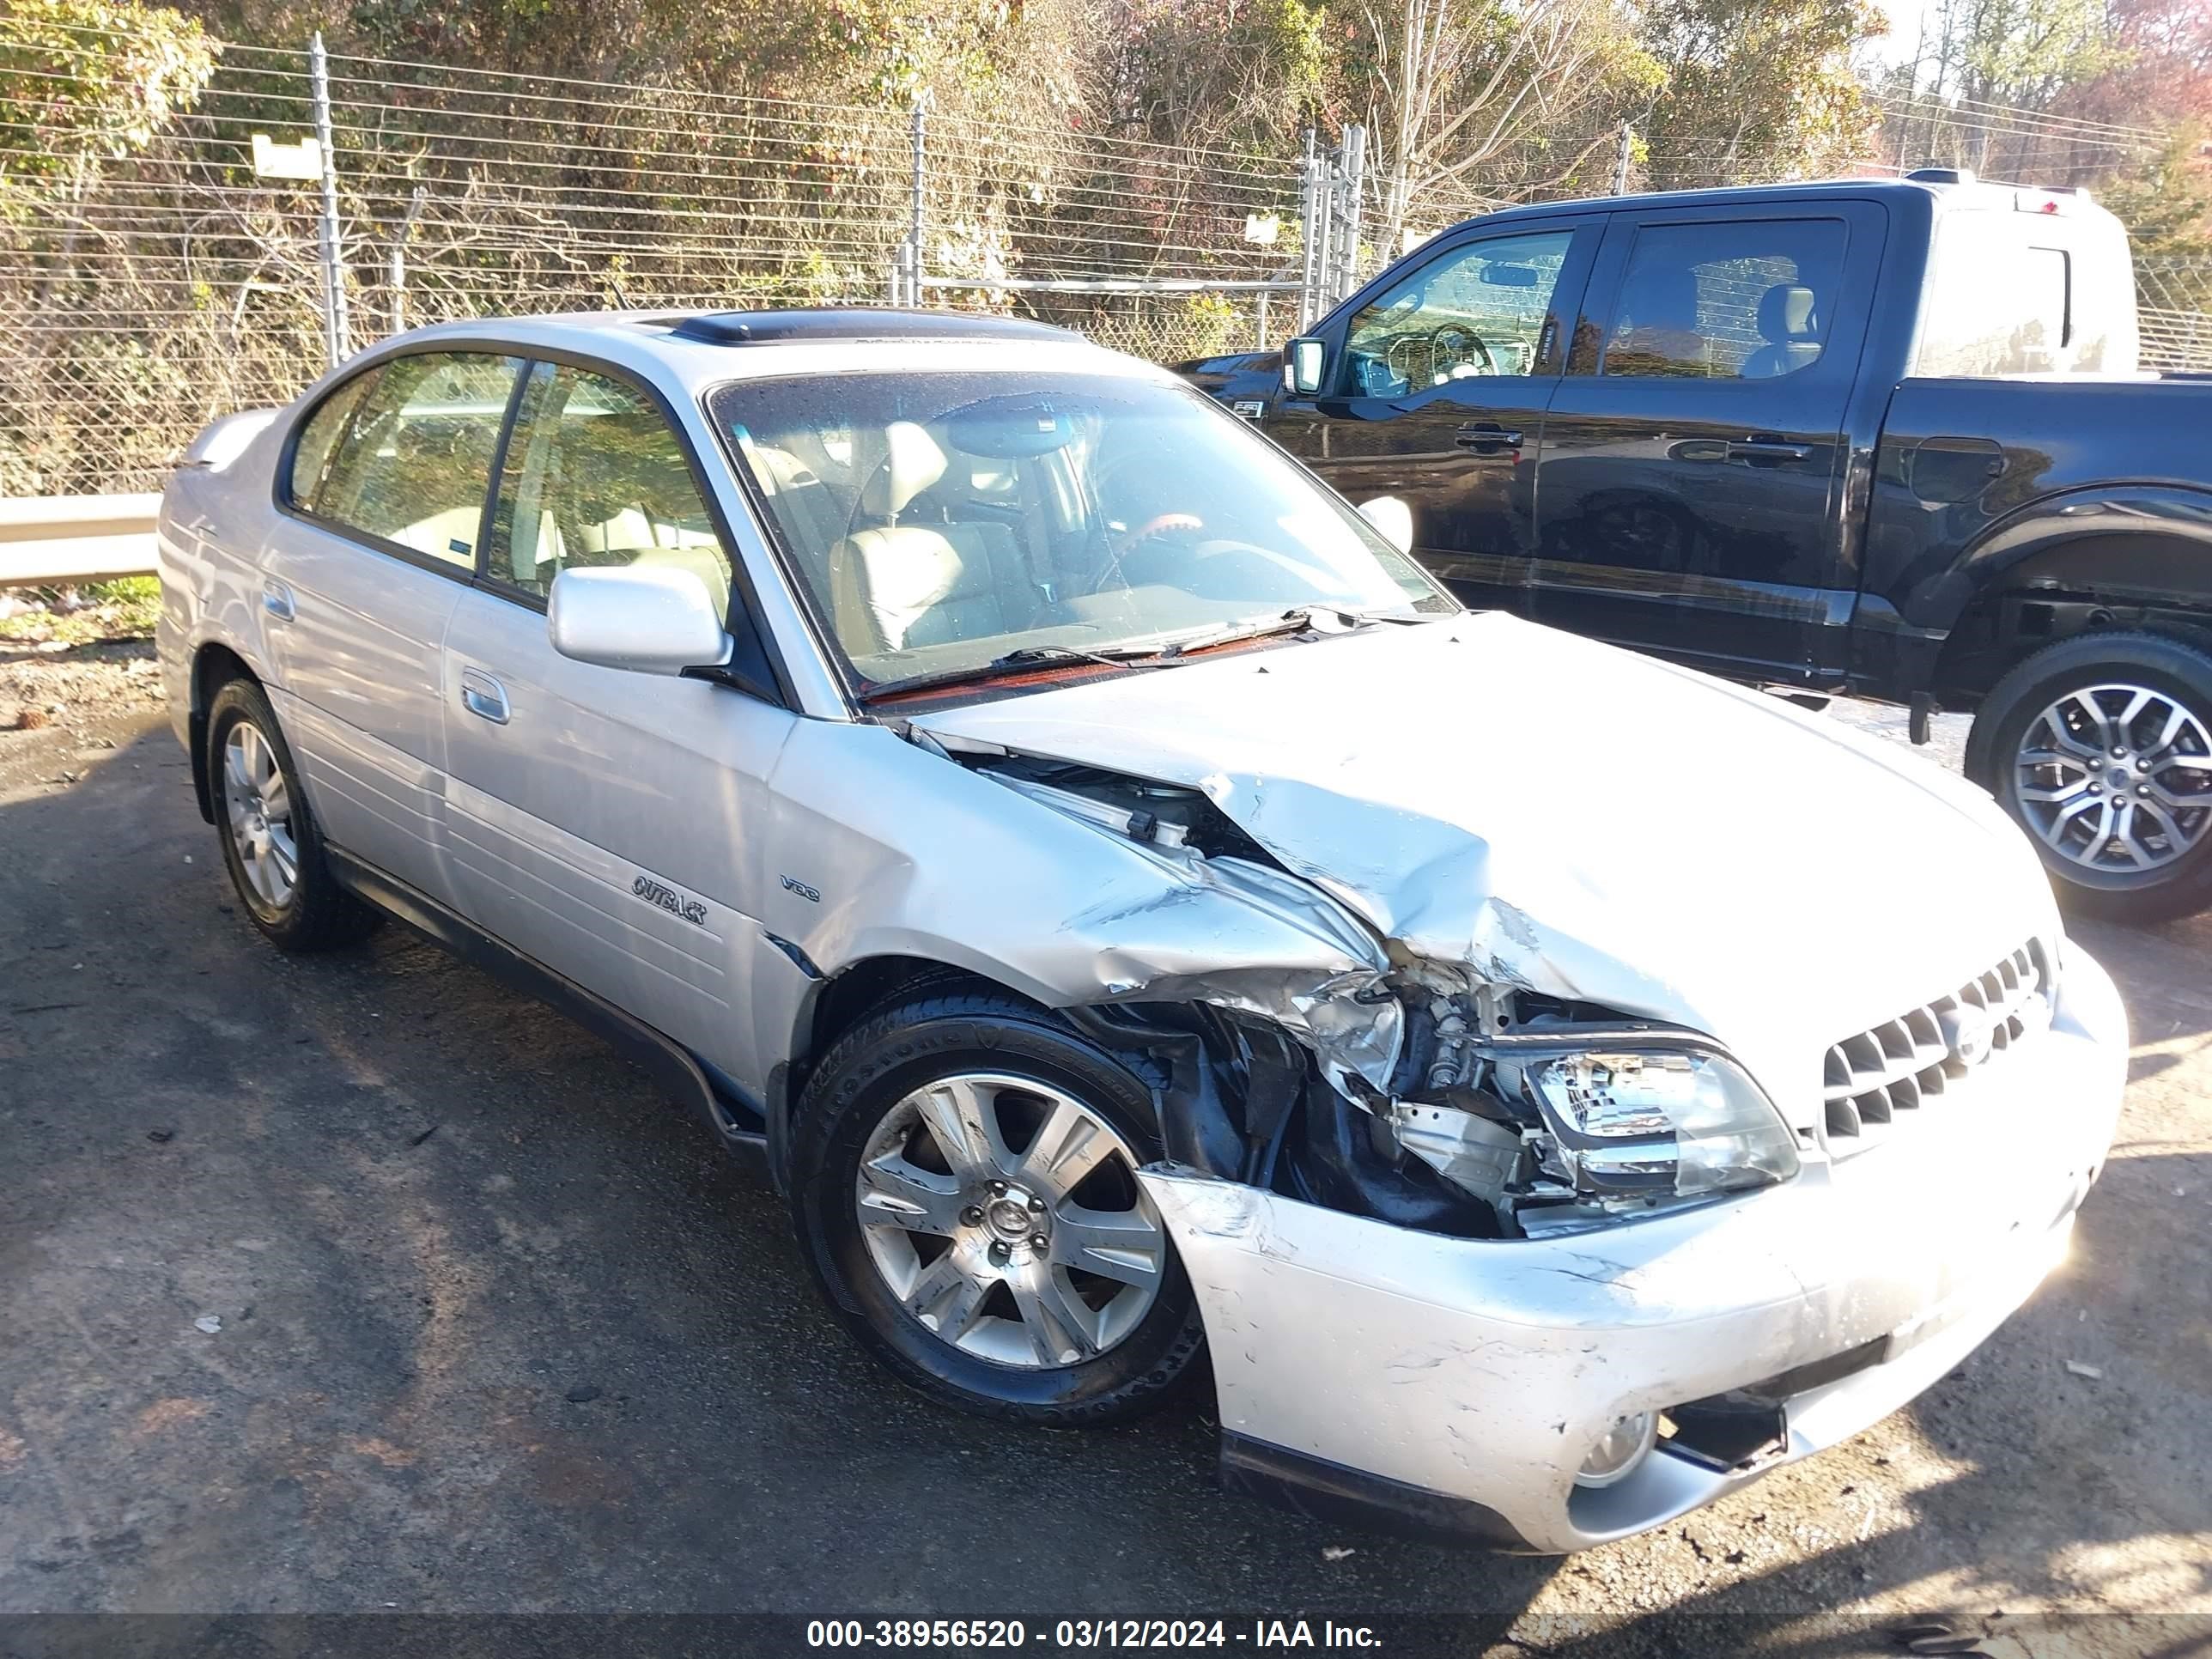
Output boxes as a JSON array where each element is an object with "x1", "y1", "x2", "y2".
[
  {"x1": 1967, "y1": 629, "x2": 2212, "y2": 924},
  {"x1": 788, "y1": 988, "x2": 1206, "y2": 1426},
  {"x1": 205, "y1": 678, "x2": 378, "y2": 951}
]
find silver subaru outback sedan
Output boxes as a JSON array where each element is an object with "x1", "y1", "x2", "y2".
[{"x1": 157, "y1": 308, "x2": 2126, "y2": 1553}]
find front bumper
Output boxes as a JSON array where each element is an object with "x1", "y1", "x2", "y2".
[{"x1": 1139, "y1": 945, "x2": 2128, "y2": 1554}]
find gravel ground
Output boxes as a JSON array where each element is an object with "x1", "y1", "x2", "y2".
[{"x1": 2, "y1": 648, "x2": 2208, "y2": 1657}]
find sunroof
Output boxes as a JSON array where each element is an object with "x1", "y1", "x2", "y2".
[{"x1": 666, "y1": 308, "x2": 1076, "y2": 346}]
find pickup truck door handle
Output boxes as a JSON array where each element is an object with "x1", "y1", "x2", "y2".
[
  {"x1": 1726, "y1": 437, "x2": 1814, "y2": 464},
  {"x1": 260, "y1": 580, "x2": 295, "y2": 622},
  {"x1": 459, "y1": 668, "x2": 510, "y2": 726},
  {"x1": 1455, "y1": 422, "x2": 1524, "y2": 452}
]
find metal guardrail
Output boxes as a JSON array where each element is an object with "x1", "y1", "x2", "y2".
[{"x1": 0, "y1": 495, "x2": 161, "y2": 586}]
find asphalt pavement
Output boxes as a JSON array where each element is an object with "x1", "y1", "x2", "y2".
[{"x1": 2, "y1": 648, "x2": 2208, "y2": 1657}]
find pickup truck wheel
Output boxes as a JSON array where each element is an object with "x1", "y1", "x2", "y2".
[
  {"x1": 1970, "y1": 630, "x2": 2212, "y2": 922},
  {"x1": 205, "y1": 678, "x2": 378, "y2": 951},
  {"x1": 788, "y1": 989, "x2": 1206, "y2": 1425}
]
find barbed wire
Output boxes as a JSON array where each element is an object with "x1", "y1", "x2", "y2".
[{"x1": 3, "y1": 16, "x2": 2207, "y2": 495}]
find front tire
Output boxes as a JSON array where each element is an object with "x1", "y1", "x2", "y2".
[
  {"x1": 1968, "y1": 629, "x2": 2212, "y2": 923},
  {"x1": 789, "y1": 988, "x2": 1206, "y2": 1425},
  {"x1": 205, "y1": 678, "x2": 377, "y2": 951}
]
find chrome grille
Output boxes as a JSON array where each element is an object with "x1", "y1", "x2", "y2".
[{"x1": 1821, "y1": 939, "x2": 2055, "y2": 1154}]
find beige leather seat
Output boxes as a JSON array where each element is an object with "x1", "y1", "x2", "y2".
[
  {"x1": 741, "y1": 440, "x2": 847, "y2": 604},
  {"x1": 1741, "y1": 283, "x2": 1823, "y2": 379},
  {"x1": 393, "y1": 504, "x2": 485, "y2": 562},
  {"x1": 827, "y1": 422, "x2": 1027, "y2": 659},
  {"x1": 508, "y1": 411, "x2": 733, "y2": 617}
]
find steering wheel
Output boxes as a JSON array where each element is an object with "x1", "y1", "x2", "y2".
[
  {"x1": 1383, "y1": 333, "x2": 1423, "y2": 392},
  {"x1": 1091, "y1": 510, "x2": 1206, "y2": 596},
  {"x1": 1127, "y1": 512, "x2": 1203, "y2": 549},
  {"x1": 1431, "y1": 324, "x2": 1497, "y2": 380}
]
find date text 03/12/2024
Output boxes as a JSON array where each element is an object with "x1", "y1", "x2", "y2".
[{"x1": 805, "y1": 1620, "x2": 1384, "y2": 1649}]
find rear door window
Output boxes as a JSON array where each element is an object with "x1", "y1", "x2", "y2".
[
  {"x1": 313, "y1": 352, "x2": 521, "y2": 568},
  {"x1": 286, "y1": 374, "x2": 372, "y2": 511},
  {"x1": 1599, "y1": 219, "x2": 1850, "y2": 380}
]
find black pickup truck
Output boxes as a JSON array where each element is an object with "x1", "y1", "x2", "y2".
[{"x1": 1182, "y1": 173, "x2": 2212, "y2": 921}]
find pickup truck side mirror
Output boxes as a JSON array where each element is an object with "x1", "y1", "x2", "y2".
[
  {"x1": 1284, "y1": 337, "x2": 1328, "y2": 396},
  {"x1": 548, "y1": 564, "x2": 732, "y2": 677}
]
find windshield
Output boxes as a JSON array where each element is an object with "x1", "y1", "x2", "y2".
[{"x1": 707, "y1": 370, "x2": 1452, "y2": 693}]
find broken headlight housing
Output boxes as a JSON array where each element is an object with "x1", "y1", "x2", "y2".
[{"x1": 1507, "y1": 1042, "x2": 1799, "y2": 1203}]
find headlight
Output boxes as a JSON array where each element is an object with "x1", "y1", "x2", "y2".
[{"x1": 1516, "y1": 1045, "x2": 1799, "y2": 1200}]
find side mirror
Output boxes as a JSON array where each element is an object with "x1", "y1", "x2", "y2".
[
  {"x1": 1357, "y1": 495, "x2": 1414, "y2": 556},
  {"x1": 1283, "y1": 337, "x2": 1328, "y2": 396},
  {"x1": 548, "y1": 564, "x2": 730, "y2": 677}
]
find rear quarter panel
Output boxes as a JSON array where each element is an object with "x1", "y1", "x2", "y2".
[
  {"x1": 157, "y1": 429, "x2": 289, "y2": 744},
  {"x1": 1858, "y1": 376, "x2": 2212, "y2": 654}
]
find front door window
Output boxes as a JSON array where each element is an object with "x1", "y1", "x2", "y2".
[
  {"x1": 489, "y1": 363, "x2": 734, "y2": 620},
  {"x1": 1341, "y1": 229, "x2": 1577, "y2": 396}
]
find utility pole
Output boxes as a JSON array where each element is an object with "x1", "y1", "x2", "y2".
[
  {"x1": 309, "y1": 33, "x2": 349, "y2": 367},
  {"x1": 1611, "y1": 123, "x2": 1634, "y2": 196}
]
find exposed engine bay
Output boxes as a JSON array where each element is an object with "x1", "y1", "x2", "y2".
[{"x1": 958, "y1": 750, "x2": 1803, "y2": 1242}]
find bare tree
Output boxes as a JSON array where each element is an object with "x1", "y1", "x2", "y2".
[{"x1": 1358, "y1": 0, "x2": 1662, "y2": 253}]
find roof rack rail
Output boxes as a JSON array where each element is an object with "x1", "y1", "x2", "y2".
[{"x1": 666, "y1": 308, "x2": 1079, "y2": 346}]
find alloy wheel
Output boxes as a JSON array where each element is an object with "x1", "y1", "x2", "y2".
[
  {"x1": 2014, "y1": 683, "x2": 2212, "y2": 873},
  {"x1": 852, "y1": 1072, "x2": 1167, "y2": 1370},
  {"x1": 222, "y1": 719, "x2": 299, "y2": 909}
]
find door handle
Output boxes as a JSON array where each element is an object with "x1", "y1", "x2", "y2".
[
  {"x1": 1455, "y1": 422, "x2": 1524, "y2": 452},
  {"x1": 459, "y1": 668, "x2": 510, "y2": 726},
  {"x1": 260, "y1": 580, "x2": 295, "y2": 622},
  {"x1": 1726, "y1": 438, "x2": 1814, "y2": 464}
]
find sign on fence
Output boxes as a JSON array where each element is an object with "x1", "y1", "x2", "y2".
[{"x1": 249, "y1": 135, "x2": 325, "y2": 181}]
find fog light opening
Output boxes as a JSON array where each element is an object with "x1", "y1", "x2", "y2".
[{"x1": 1574, "y1": 1410, "x2": 1659, "y2": 1489}]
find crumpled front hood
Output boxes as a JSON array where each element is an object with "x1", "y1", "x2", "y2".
[{"x1": 913, "y1": 613, "x2": 2060, "y2": 1114}]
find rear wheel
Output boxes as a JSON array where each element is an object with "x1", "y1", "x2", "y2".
[
  {"x1": 788, "y1": 988, "x2": 1206, "y2": 1425},
  {"x1": 206, "y1": 678, "x2": 377, "y2": 951},
  {"x1": 1968, "y1": 629, "x2": 2212, "y2": 923}
]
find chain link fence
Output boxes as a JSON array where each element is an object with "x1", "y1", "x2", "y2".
[
  {"x1": 1, "y1": 23, "x2": 1306, "y2": 494},
  {"x1": 4, "y1": 15, "x2": 2210, "y2": 496},
  {"x1": 2138, "y1": 259, "x2": 2212, "y2": 373}
]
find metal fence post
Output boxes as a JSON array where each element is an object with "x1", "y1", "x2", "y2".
[
  {"x1": 1297, "y1": 130, "x2": 1323, "y2": 329},
  {"x1": 309, "y1": 33, "x2": 349, "y2": 366},
  {"x1": 1335, "y1": 124, "x2": 1365, "y2": 301},
  {"x1": 388, "y1": 184, "x2": 426, "y2": 337},
  {"x1": 1611, "y1": 123, "x2": 1633, "y2": 194},
  {"x1": 902, "y1": 94, "x2": 929, "y2": 308}
]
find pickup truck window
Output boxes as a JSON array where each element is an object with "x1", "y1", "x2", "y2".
[
  {"x1": 1343, "y1": 228, "x2": 1574, "y2": 396},
  {"x1": 1918, "y1": 222, "x2": 2084, "y2": 374},
  {"x1": 1600, "y1": 218, "x2": 1846, "y2": 381}
]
